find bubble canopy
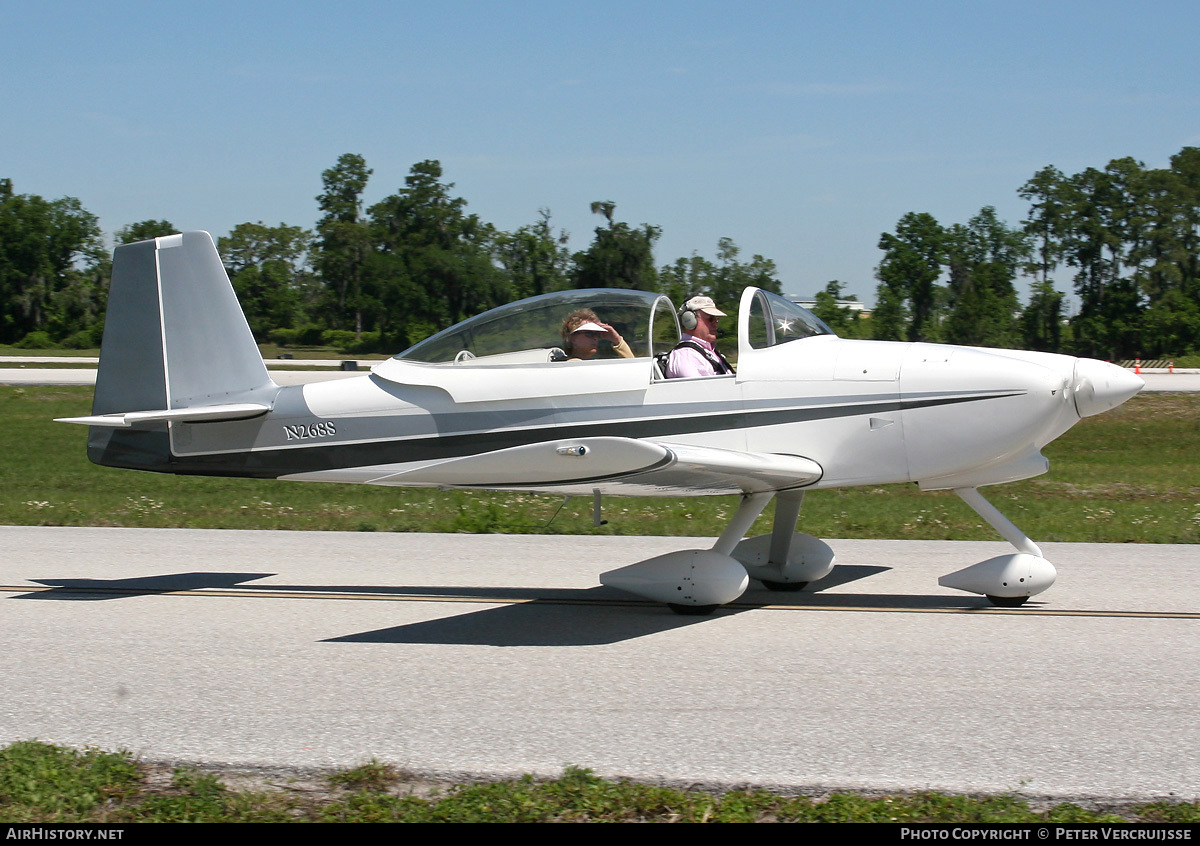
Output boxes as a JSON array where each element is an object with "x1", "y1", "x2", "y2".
[
  {"x1": 395, "y1": 288, "x2": 681, "y2": 364},
  {"x1": 394, "y1": 287, "x2": 834, "y2": 365}
]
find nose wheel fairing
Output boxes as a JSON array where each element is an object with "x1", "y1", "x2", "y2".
[
  {"x1": 939, "y1": 553, "x2": 1057, "y2": 603},
  {"x1": 938, "y1": 487, "x2": 1057, "y2": 606}
]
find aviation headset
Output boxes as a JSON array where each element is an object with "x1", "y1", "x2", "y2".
[
  {"x1": 679, "y1": 295, "x2": 701, "y2": 332},
  {"x1": 679, "y1": 294, "x2": 721, "y2": 333}
]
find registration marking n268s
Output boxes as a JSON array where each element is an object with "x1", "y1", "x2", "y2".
[{"x1": 284, "y1": 421, "x2": 337, "y2": 441}]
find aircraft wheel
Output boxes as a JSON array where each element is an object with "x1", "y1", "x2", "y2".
[
  {"x1": 761, "y1": 580, "x2": 807, "y2": 592},
  {"x1": 667, "y1": 603, "x2": 718, "y2": 616},
  {"x1": 986, "y1": 595, "x2": 1029, "y2": 608}
]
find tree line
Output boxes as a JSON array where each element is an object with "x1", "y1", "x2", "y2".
[
  {"x1": 3, "y1": 147, "x2": 1199, "y2": 359},
  {"x1": 867, "y1": 147, "x2": 1200, "y2": 360},
  {"x1": 0, "y1": 158, "x2": 782, "y2": 353}
]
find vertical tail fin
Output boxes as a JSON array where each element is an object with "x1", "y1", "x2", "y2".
[
  {"x1": 80, "y1": 231, "x2": 276, "y2": 470},
  {"x1": 93, "y1": 231, "x2": 274, "y2": 415}
]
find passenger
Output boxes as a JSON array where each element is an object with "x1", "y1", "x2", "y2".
[
  {"x1": 561, "y1": 309, "x2": 634, "y2": 361},
  {"x1": 665, "y1": 295, "x2": 734, "y2": 377}
]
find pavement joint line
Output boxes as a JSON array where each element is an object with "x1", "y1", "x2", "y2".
[{"x1": 3, "y1": 584, "x2": 1197, "y2": 618}]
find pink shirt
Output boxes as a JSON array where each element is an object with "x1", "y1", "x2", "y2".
[{"x1": 665, "y1": 335, "x2": 727, "y2": 379}]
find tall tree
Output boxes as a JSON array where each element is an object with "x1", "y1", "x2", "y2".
[
  {"x1": 315, "y1": 153, "x2": 373, "y2": 336},
  {"x1": 942, "y1": 207, "x2": 1025, "y2": 348},
  {"x1": 369, "y1": 160, "x2": 508, "y2": 347},
  {"x1": 0, "y1": 179, "x2": 105, "y2": 344},
  {"x1": 711, "y1": 237, "x2": 783, "y2": 305},
  {"x1": 494, "y1": 209, "x2": 572, "y2": 300},
  {"x1": 572, "y1": 202, "x2": 661, "y2": 291},
  {"x1": 875, "y1": 212, "x2": 945, "y2": 342},
  {"x1": 1060, "y1": 163, "x2": 1144, "y2": 358},
  {"x1": 1169, "y1": 147, "x2": 1200, "y2": 302},
  {"x1": 219, "y1": 222, "x2": 314, "y2": 339},
  {"x1": 1019, "y1": 165, "x2": 1068, "y2": 289},
  {"x1": 1016, "y1": 166, "x2": 1071, "y2": 353}
]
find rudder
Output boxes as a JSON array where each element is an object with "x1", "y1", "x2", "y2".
[
  {"x1": 84, "y1": 231, "x2": 276, "y2": 470},
  {"x1": 93, "y1": 231, "x2": 273, "y2": 415}
]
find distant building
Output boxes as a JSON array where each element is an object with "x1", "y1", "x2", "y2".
[{"x1": 790, "y1": 298, "x2": 872, "y2": 319}]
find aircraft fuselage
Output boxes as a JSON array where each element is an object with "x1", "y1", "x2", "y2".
[{"x1": 89, "y1": 334, "x2": 1129, "y2": 499}]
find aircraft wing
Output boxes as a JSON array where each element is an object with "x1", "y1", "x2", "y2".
[{"x1": 363, "y1": 436, "x2": 822, "y2": 496}]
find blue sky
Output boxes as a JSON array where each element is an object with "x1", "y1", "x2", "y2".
[{"x1": 5, "y1": 1, "x2": 1198, "y2": 305}]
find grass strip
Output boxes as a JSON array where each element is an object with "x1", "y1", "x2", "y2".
[
  {"x1": 1, "y1": 742, "x2": 1197, "y2": 823},
  {"x1": 2, "y1": 387, "x2": 1197, "y2": 543}
]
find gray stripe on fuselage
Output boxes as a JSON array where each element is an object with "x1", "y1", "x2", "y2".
[
  {"x1": 162, "y1": 390, "x2": 1020, "y2": 478},
  {"x1": 176, "y1": 387, "x2": 1006, "y2": 456}
]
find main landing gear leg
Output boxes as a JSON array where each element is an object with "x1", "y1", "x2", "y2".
[
  {"x1": 938, "y1": 487, "x2": 1057, "y2": 607},
  {"x1": 598, "y1": 493, "x2": 773, "y2": 615},
  {"x1": 712, "y1": 492, "x2": 775, "y2": 556},
  {"x1": 730, "y1": 490, "x2": 836, "y2": 592}
]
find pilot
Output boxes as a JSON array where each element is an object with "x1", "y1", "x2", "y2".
[
  {"x1": 665, "y1": 295, "x2": 733, "y2": 377},
  {"x1": 561, "y1": 309, "x2": 634, "y2": 361}
]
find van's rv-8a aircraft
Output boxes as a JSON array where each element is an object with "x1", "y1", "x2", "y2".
[{"x1": 59, "y1": 231, "x2": 1144, "y2": 614}]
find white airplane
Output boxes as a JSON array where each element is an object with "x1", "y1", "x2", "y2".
[{"x1": 59, "y1": 231, "x2": 1143, "y2": 613}]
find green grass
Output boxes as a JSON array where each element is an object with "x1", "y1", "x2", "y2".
[
  {"x1": 0, "y1": 347, "x2": 100, "y2": 357},
  {"x1": 1, "y1": 386, "x2": 1197, "y2": 542},
  {"x1": 0, "y1": 741, "x2": 1196, "y2": 823},
  {"x1": 0, "y1": 742, "x2": 141, "y2": 822}
]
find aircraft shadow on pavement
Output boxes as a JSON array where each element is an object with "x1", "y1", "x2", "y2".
[
  {"x1": 13, "y1": 572, "x2": 276, "y2": 600},
  {"x1": 324, "y1": 585, "x2": 733, "y2": 646},
  {"x1": 13, "y1": 565, "x2": 1017, "y2": 646},
  {"x1": 322, "y1": 565, "x2": 1010, "y2": 647},
  {"x1": 806, "y1": 564, "x2": 890, "y2": 591}
]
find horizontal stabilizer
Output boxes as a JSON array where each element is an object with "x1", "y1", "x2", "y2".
[{"x1": 56, "y1": 402, "x2": 270, "y2": 429}]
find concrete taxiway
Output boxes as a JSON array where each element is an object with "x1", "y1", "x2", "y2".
[{"x1": 1, "y1": 526, "x2": 1197, "y2": 800}]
